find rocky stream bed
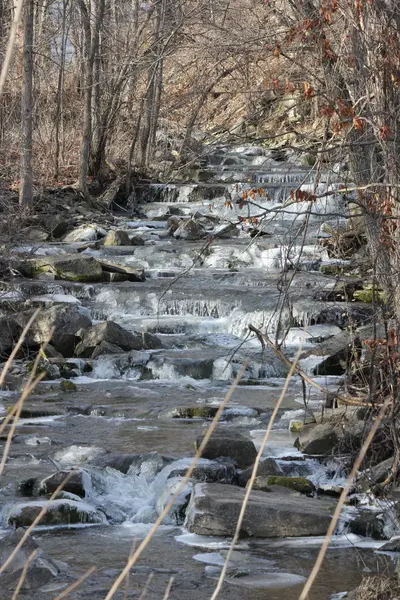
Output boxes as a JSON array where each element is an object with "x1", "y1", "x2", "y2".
[{"x1": 0, "y1": 145, "x2": 398, "y2": 599}]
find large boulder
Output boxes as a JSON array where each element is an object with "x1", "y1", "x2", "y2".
[
  {"x1": 17, "y1": 305, "x2": 92, "y2": 357},
  {"x1": 103, "y1": 230, "x2": 131, "y2": 246},
  {"x1": 75, "y1": 321, "x2": 162, "y2": 358},
  {"x1": 184, "y1": 483, "x2": 336, "y2": 537},
  {"x1": 4, "y1": 500, "x2": 106, "y2": 527},
  {"x1": 13, "y1": 255, "x2": 103, "y2": 282},
  {"x1": 0, "y1": 529, "x2": 61, "y2": 591},
  {"x1": 300, "y1": 423, "x2": 339, "y2": 456},
  {"x1": 196, "y1": 429, "x2": 257, "y2": 468}
]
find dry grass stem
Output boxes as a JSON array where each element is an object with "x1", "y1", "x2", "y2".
[
  {"x1": 0, "y1": 471, "x2": 75, "y2": 575},
  {"x1": 104, "y1": 362, "x2": 248, "y2": 600},
  {"x1": 10, "y1": 549, "x2": 38, "y2": 600},
  {"x1": 52, "y1": 566, "x2": 96, "y2": 600},
  {"x1": 210, "y1": 348, "x2": 301, "y2": 600},
  {"x1": 351, "y1": 574, "x2": 400, "y2": 600},
  {"x1": 161, "y1": 577, "x2": 174, "y2": 600},
  {"x1": 138, "y1": 572, "x2": 154, "y2": 600},
  {"x1": 299, "y1": 399, "x2": 391, "y2": 600}
]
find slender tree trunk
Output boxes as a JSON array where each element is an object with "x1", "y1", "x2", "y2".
[
  {"x1": 54, "y1": 0, "x2": 69, "y2": 180},
  {"x1": 19, "y1": 0, "x2": 34, "y2": 208}
]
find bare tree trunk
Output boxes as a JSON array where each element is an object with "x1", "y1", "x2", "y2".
[
  {"x1": 54, "y1": 0, "x2": 70, "y2": 180},
  {"x1": 77, "y1": 0, "x2": 105, "y2": 197},
  {"x1": 19, "y1": 0, "x2": 34, "y2": 209}
]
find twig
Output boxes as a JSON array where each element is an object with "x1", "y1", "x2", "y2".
[
  {"x1": 0, "y1": 307, "x2": 40, "y2": 387},
  {"x1": 299, "y1": 399, "x2": 390, "y2": 600},
  {"x1": 161, "y1": 577, "x2": 174, "y2": 600}
]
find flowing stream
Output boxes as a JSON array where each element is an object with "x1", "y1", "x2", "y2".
[{"x1": 0, "y1": 145, "x2": 393, "y2": 599}]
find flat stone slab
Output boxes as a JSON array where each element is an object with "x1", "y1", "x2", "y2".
[{"x1": 184, "y1": 483, "x2": 336, "y2": 538}]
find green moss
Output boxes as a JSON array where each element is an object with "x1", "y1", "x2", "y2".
[
  {"x1": 60, "y1": 379, "x2": 77, "y2": 392},
  {"x1": 172, "y1": 406, "x2": 218, "y2": 419},
  {"x1": 266, "y1": 476, "x2": 315, "y2": 495},
  {"x1": 289, "y1": 420, "x2": 304, "y2": 433},
  {"x1": 353, "y1": 286, "x2": 385, "y2": 303}
]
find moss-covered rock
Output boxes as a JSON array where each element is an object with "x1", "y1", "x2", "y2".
[
  {"x1": 13, "y1": 255, "x2": 103, "y2": 282},
  {"x1": 60, "y1": 379, "x2": 77, "y2": 392},
  {"x1": 353, "y1": 286, "x2": 385, "y2": 303},
  {"x1": 170, "y1": 406, "x2": 219, "y2": 419},
  {"x1": 254, "y1": 476, "x2": 316, "y2": 495}
]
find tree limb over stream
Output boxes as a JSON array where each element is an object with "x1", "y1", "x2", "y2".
[{"x1": 248, "y1": 323, "x2": 378, "y2": 408}]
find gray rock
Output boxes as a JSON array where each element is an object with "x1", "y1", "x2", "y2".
[
  {"x1": 93, "y1": 451, "x2": 171, "y2": 477},
  {"x1": 17, "y1": 305, "x2": 92, "y2": 357},
  {"x1": 5, "y1": 500, "x2": 105, "y2": 528},
  {"x1": 355, "y1": 457, "x2": 394, "y2": 492},
  {"x1": 130, "y1": 235, "x2": 145, "y2": 246},
  {"x1": 300, "y1": 423, "x2": 339, "y2": 456},
  {"x1": 238, "y1": 458, "x2": 283, "y2": 487},
  {"x1": 184, "y1": 483, "x2": 336, "y2": 537},
  {"x1": 103, "y1": 230, "x2": 131, "y2": 246},
  {"x1": 38, "y1": 470, "x2": 88, "y2": 498},
  {"x1": 196, "y1": 429, "x2": 257, "y2": 468},
  {"x1": 168, "y1": 461, "x2": 236, "y2": 484},
  {"x1": 173, "y1": 219, "x2": 205, "y2": 240},
  {"x1": 348, "y1": 510, "x2": 386, "y2": 540},
  {"x1": 14, "y1": 255, "x2": 103, "y2": 282},
  {"x1": 379, "y1": 536, "x2": 400, "y2": 552},
  {"x1": 91, "y1": 341, "x2": 125, "y2": 359},
  {"x1": 0, "y1": 529, "x2": 60, "y2": 591},
  {"x1": 75, "y1": 321, "x2": 162, "y2": 358},
  {"x1": 63, "y1": 224, "x2": 105, "y2": 243}
]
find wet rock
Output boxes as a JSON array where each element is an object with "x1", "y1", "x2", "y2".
[
  {"x1": 130, "y1": 235, "x2": 145, "y2": 246},
  {"x1": 170, "y1": 406, "x2": 219, "y2": 419},
  {"x1": 379, "y1": 536, "x2": 400, "y2": 552},
  {"x1": 348, "y1": 510, "x2": 386, "y2": 540},
  {"x1": 59, "y1": 379, "x2": 77, "y2": 392},
  {"x1": 355, "y1": 457, "x2": 394, "y2": 492},
  {"x1": 238, "y1": 458, "x2": 284, "y2": 487},
  {"x1": 17, "y1": 305, "x2": 92, "y2": 357},
  {"x1": 0, "y1": 316, "x2": 23, "y2": 359},
  {"x1": 167, "y1": 216, "x2": 181, "y2": 235},
  {"x1": 93, "y1": 451, "x2": 171, "y2": 476},
  {"x1": 196, "y1": 429, "x2": 257, "y2": 468},
  {"x1": 184, "y1": 483, "x2": 336, "y2": 537},
  {"x1": 91, "y1": 341, "x2": 125, "y2": 358},
  {"x1": 63, "y1": 224, "x2": 105, "y2": 243},
  {"x1": 38, "y1": 470, "x2": 88, "y2": 498},
  {"x1": 53, "y1": 445, "x2": 107, "y2": 467},
  {"x1": 5, "y1": 500, "x2": 105, "y2": 527},
  {"x1": 96, "y1": 258, "x2": 146, "y2": 282},
  {"x1": 0, "y1": 529, "x2": 61, "y2": 591},
  {"x1": 103, "y1": 229, "x2": 131, "y2": 246},
  {"x1": 301, "y1": 330, "x2": 362, "y2": 376},
  {"x1": 14, "y1": 255, "x2": 103, "y2": 282},
  {"x1": 252, "y1": 476, "x2": 316, "y2": 495},
  {"x1": 168, "y1": 461, "x2": 236, "y2": 484},
  {"x1": 156, "y1": 477, "x2": 192, "y2": 525},
  {"x1": 173, "y1": 219, "x2": 205, "y2": 240},
  {"x1": 75, "y1": 321, "x2": 163, "y2": 358},
  {"x1": 300, "y1": 423, "x2": 339, "y2": 456}
]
